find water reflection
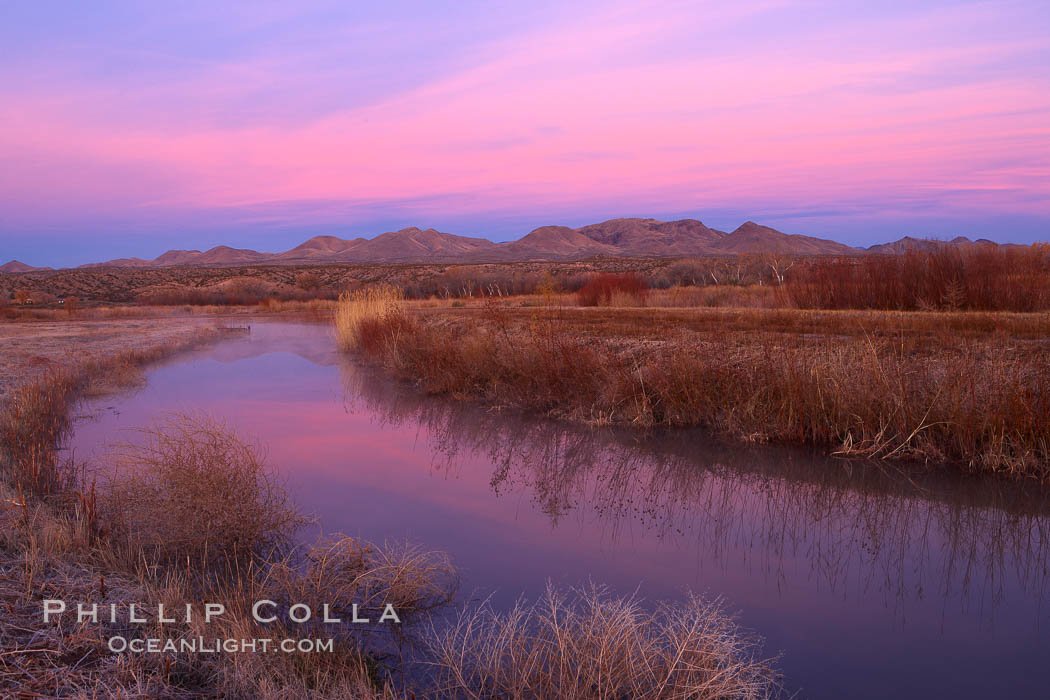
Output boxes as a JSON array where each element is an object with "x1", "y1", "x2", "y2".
[
  {"x1": 342, "y1": 362, "x2": 1050, "y2": 632},
  {"x1": 68, "y1": 322, "x2": 1050, "y2": 699}
]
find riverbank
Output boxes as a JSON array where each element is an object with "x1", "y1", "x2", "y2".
[
  {"x1": 0, "y1": 313, "x2": 779, "y2": 698},
  {"x1": 339, "y1": 291, "x2": 1050, "y2": 479}
]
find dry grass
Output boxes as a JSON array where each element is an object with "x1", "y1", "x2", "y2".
[
  {"x1": 0, "y1": 367, "x2": 79, "y2": 496},
  {"x1": 336, "y1": 285, "x2": 406, "y2": 351},
  {"x1": 258, "y1": 297, "x2": 338, "y2": 315},
  {"x1": 0, "y1": 497, "x2": 409, "y2": 698},
  {"x1": 267, "y1": 537, "x2": 458, "y2": 626},
  {"x1": 0, "y1": 412, "x2": 438, "y2": 697},
  {"x1": 102, "y1": 535, "x2": 455, "y2": 699},
  {"x1": 646, "y1": 285, "x2": 782, "y2": 308},
  {"x1": 0, "y1": 330, "x2": 217, "y2": 496},
  {"x1": 426, "y1": 583, "x2": 778, "y2": 699},
  {"x1": 345, "y1": 304, "x2": 1050, "y2": 478},
  {"x1": 101, "y1": 414, "x2": 307, "y2": 571}
]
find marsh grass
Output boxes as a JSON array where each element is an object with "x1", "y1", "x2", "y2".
[
  {"x1": 645, "y1": 284, "x2": 783, "y2": 308},
  {"x1": 0, "y1": 405, "x2": 450, "y2": 697},
  {"x1": 100, "y1": 535, "x2": 455, "y2": 699},
  {"x1": 352, "y1": 308, "x2": 1050, "y2": 478},
  {"x1": 426, "y1": 583, "x2": 778, "y2": 699},
  {"x1": 266, "y1": 537, "x2": 458, "y2": 625},
  {"x1": 336, "y1": 285, "x2": 407, "y2": 351},
  {"x1": 0, "y1": 368, "x2": 79, "y2": 495},
  {"x1": 0, "y1": 330, "x2": 217, "y2": 496},
  {"x1": 258, "y1": 297, "x2": 338, "y2": 315}
]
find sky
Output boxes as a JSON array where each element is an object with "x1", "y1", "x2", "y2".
[{"x1": 1, "y1": 0, "x2": 1048, "y2": 267}]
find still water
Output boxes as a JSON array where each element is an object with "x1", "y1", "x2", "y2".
[{"x1": 67, "y1": 322, "x2": 1050, "y2": 698}]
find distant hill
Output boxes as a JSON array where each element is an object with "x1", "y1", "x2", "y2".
[
  {"x1": 710, "y1": 221, "x2": 856, "y2": 255},
  {"x1": 65, "y1": 217, "x2": 867, "y2": 269},
  {"x1": 866, "y1": 235, "x2": 1002, "y2": 254},
  {"x1": 483, "y1": 225, "x2": 618, "y2": 261},
  {"x1": 0, "y1": 260, "x2": 51, "y2": 273},
  {"x1": 574, "y1": 218, "x2": 727, "y2": 256},
  {"x1": 320, "y1": 227, "x2": 498, "y2": 263}
]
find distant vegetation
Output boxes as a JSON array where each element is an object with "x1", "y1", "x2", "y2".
[
  {"x1": 6, "y1": 245, "x2": 1050, "y2": 316},
  {"x1": 787, "y1": 245, "x2": 1050, "y2": 311}
]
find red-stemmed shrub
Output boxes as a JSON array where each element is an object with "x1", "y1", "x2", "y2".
[
  {"x1": 576, "y1": 273, "x2": 649, "y2": 306},
  {"x1": 787, "y1": 245, "x2": 1050, "y2": 312}
]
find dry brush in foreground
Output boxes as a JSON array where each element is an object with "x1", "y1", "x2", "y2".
[{"x1": 426, "y1": 583, "x2": 777, "y2": 699}]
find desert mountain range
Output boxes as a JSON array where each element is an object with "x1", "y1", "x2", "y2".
[{"x1": 1, "y1": 218, "x2": 1012, "y2": 271}]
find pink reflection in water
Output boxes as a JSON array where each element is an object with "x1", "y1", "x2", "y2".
[{"x1": 67, "y1": 321, "x2": 1050, "y2": 700}]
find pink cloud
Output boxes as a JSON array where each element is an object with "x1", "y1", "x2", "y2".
[{"x1": 1, "y1": 0, "x2": 1048, "y2": 239}]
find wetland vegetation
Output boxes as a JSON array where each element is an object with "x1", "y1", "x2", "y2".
[{"x1": 3, "y1": 245, "x2": 1049, "y2": 697}]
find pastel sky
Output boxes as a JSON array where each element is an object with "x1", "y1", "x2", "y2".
[{"x1": 2, "y1": 0, "x2": 1048, "y2": 266}]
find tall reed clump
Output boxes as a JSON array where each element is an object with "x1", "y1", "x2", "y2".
[
  {"x1": 426, "y1": 584, "x2": 778, "y2": 699},
  {"x1": 0, "y1": 368, "x2": 79, "y2": 496},
  {"x1": 263, "y1": 536, "x2": 458, "y2": 649},
  {"x1": 336, "y1": 285, "x2": 410, "y2": 352},
  {"x1": 645, "y1": 337, "x2": 1050, "y2": 476}
]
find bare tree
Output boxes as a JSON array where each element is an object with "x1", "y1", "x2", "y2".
[{"x1": 766, "y1": 254, "x2": 795, "y2": 285}]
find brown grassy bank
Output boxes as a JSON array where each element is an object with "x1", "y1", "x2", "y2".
[
  {"x1": 0, "y1": 328, "x2": 220, "y2": 495},
  {"x1": 339, "y1": 290, "x2": 1050, "y2": 479},
  {"x1": 0, "y1": 320, "x2": 779, "y2": 697},
  {"x1": 0, "y1": 329, "x2": 426, "y2": 696}
]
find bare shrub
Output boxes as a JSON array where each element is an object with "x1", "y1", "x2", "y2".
[
  {"x1": 101, "y1": 414, "x2": 305, "y2": 569},
  {"x1": 295, "y1": 271, "x2": 323, "y2": 291},
  {"x1": 577, "y1": 273, "x2": 649, "y2": 306},
  {"x1": 427, "y1": 583, "x2": 779, "y2": 699}
]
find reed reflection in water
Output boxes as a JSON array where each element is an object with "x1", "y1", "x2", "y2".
[{"x1": 342, "y1": 361, "x2": 1050, "y2": 633}]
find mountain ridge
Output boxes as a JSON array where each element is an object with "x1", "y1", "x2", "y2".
[
  {"x1": 74, "y1": 218, "x2": 859, "y2": 268},
  {"x1": 2, "y1": 219, "x2": 1030, "y2": 272}
]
